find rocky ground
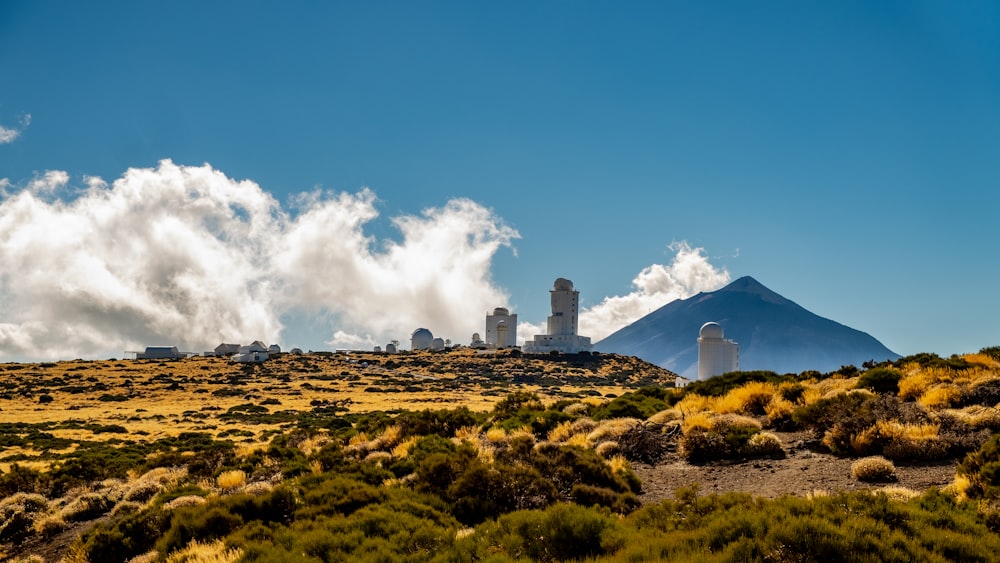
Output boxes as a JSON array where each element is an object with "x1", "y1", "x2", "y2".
[{"x1": 634, "y1": 431, "x2": 959, "y2": 501}]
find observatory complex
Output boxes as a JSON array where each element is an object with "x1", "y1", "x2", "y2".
[
  {"x1": 697, "y1": 321, "x2": 739, "y2": 380},
  {"x1": 523, "y1": 278, "x2": 592, "y2": 354}
]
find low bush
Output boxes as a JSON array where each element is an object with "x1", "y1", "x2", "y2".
[
  {"x1": 852, "y1": 456, "x2": 896, "y2": 482},
  {"x1": 857, "y1": 368, "x2": 903, "y2": 395},
  {"x1": 679, "y1": 414, "x2": 770, "y2": 463}
]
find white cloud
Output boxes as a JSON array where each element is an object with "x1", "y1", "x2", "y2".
[
  {"x1": 0, "y1": 114, "x2": 31, "y2": 144},
  {"x1": 0, "y1": 160, "x2": 519, "y2": 360},
  {"x1": 579, "y1": 242, "x2": 731, "y2": 341}
]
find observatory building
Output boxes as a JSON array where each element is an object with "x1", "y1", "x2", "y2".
[
  {"x1": 485, "y1": 307, "x2": 517, "y2": 348},
  {"x1": 410, "y1": 328, "x2": 434, "y2": 351},
  {"x1": 523, "y1": 278, "x2": 592, "y2": 354},
  {"x1": 697, "y1": 322, "x2": 739, "y2": 380}
]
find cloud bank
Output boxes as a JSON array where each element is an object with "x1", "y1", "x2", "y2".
[
  {"x1": 0, "y1": 160, "x2": 517, "y2": 360},
  {"x1": 0, "y1": 114, "x2": 31, "y2": 144}
]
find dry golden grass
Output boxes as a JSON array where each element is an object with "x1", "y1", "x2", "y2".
[
  {"x1": 851, "y1": 456, "x2": 896, "y2": 482},
  {"x1": 586, "y1": 418, "x2": 641, "y2": 445},
  {"x1": 878, "y1": 486, "x2": 921, "y2": 502},
  {"x1": 547, "y1": 420, "x2": 575, "y2": 443},
  {"x1": 963, "y1": 353, "x2": 1000, "y2": 369},
  {"x1": 673, "y1": 393, "x2": 714, "y2": 415},
  {"x1": 680, "y1": 411, "x2": 714, "y2": 433},
  {"x1": 165, "y1": 539, "x2": 243, "y2": 563},
  {"x1": 918, "y1": 386, "x2": 961, "y2": 409},
  {"x1": 607, "y1": 454, "x2": 630, "y2": 474},
  {"x1": 216, "y1": 470, "x2": 247, "y2": 491},
  {"x1": 715, "y1": 381, "x2": 778, "y2": 415}
]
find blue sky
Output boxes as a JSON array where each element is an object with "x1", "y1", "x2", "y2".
[{"x1": 0, "y1": 1, "x2": 997, "y2": 360}]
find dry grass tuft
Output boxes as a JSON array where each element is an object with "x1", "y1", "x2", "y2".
[
  {"x1": 163, "y1": 496, "x2": 207, "y2": 511},
  {"x1": 878, "y1": 486, "x2": 920, "y2": 502},
  {"x1": 851, "y1": 456, "x2": 896, "y2": 482},
  {"x1": 562, "y1": 402, "x2": 590, "y2": 416},
  {"x1": 242, "y1": 481, "x2": 273, "y2": 496},
  {"x1": 216, "y1": 470, "x2": 247, "y2": 492},
  {"x1": 607, "y1": 454, "x2": 631, "y2": 475},
  {"x1": 587, "y1": 418, "x2": 641, "y2": 445},
  {"x1": 745, "y1": 431, "x2": 784, "y2": 458},
  {"x1": 547, "y1": 421, "x2": 575, "y2": 443},
  {"x1": 165, "y1": 538, "x2": 243, "y2": 563},
  {"x1": 595, "y1": 441, "x2": 619, "y2": 458},
  {"x1": 392, "y1": 436, "x2": 419, "y2": 459},
  {"x1": 647, "y1": 409, "x2": 682, "y2": 424}
]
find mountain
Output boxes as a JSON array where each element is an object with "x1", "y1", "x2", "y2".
[{"x1": 595, "y1": 276, "x2": 900, "y2": 380}]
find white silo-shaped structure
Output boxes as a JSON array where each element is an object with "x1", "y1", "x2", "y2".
[
  {"x1": 486, "y1": 307, "x2": 518, "y2": 348},
  {"x1": 523, "y1": 278, "x2": 592, "y2": 354},
  {"x1": 697, "y1": 322, "x2": 739, "y2": 380},
  {"x1": 411, "y1": 328, "x2": 434, "y2": 351},
  {"x1": 431, "y1": 337, "x2": 445, "y2": 351},
  {"x1": 385, "y1": 342, "x2": 397, "y2": 354}
]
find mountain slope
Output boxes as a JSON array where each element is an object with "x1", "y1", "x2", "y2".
[{"x1": 595, "y1": 276, "x2": 899, "y2": 379}]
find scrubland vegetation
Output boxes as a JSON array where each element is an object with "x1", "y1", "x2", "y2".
[{"x1": 3, "y1": 347, "x2": 1000, "y2": 561}]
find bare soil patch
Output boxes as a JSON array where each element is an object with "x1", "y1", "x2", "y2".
[{"x1": 635, "y1": 431, "x2": 958, "y2": 501}]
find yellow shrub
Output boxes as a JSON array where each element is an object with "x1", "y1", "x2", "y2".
[
  {"x1": 681, "y1": 411, "x2": 714, "y2": 433},
  {"x1": 647, "y1": 409, "x2": 682, "y2": 424},
  {"x1": 898, "y1": 371, "x2": 933, "y2": 401},
  {"x1": 586, "y1": 418, "x2": 641, "y2": 444},
  {"x1": 565, "y1": 433, "x2": 591, "y2": 449},
  {"x1": 484, "y1": 426, "x2": 508, "y2": 443},
  {"x1": 918, "y1": 386, "x2": 961, "y2": 409},
  {"x1": 878, "y1": 486, "x2": 920, "y2": 502},
  {"x1": 455, "y1": 426, "x2": 482, "y2": 443},
  {"x1": 716, "y1": 382, "x2": 777, "y2": 415},
  {"x1": 674, "y1": 393, "x2": 714, "y2": 415},
  {"x1": 216, "y1": 470, "x2": 247, "y2": 491},
  {"x1": 764, "y1": 397, "x2": 795, "y2": 427},
  {"x1": 607, "y1": 454, "x2": 631, "y2": 475},
  {"x1": 392, "y1": 436, "x2": 419, "y2": 459},
  {"x1": 963, "y1": 353, "x2": 1000, "y2": 369},
  {"x1": 547, "y1": 420, "x2": 575, "y2": 443}
]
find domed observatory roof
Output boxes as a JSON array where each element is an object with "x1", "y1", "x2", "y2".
[
  {"x1": 410, "y1": 328, "x2": 434, "y2": 350},
  {"x1": 553, "y1": 278, "x2": 574, "y2": 291},
  {"x1": 700, "y1": 322, "x2": 725, "y2": 340},
  {"x1": 493, "y1": 307, "x2": 510, "y2": 316}
]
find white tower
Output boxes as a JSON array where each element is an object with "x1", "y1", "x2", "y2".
[
  {"x1": 523, "y1": 278, "x2": 592, "y2": 354},
  {"x1": 698, "y1": 322, "x2": 739, "y2": 380},
  {"x1": 546, "y1": 278, "x2": 579, "y2": 336},
  {"x1": 486, "y1": 307, "x2": 518, "y2": 348}
]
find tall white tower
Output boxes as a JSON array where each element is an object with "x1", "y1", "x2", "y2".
[
  {"x1": 523, "y1": 278, "x2": 592, "y2": 354},
  {"x1": 698, "y1": 322, "x2": 739, "y2": 380},
  {"x1": 486, "y1": 307, "x2": 518, "y2": 348},
  {"x1": 546, "y1": 278, "x2": 579, "y2": 336}
]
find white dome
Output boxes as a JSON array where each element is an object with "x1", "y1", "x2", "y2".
[
  {"x1": 411, "y1": 328, "x2": 434, "y2": 350},
  {"x1": 493, "y1": 307, "x2": 510, "y2": 315},
  {"x1": 553, "y1": 278, "x2": 574, "y2": 291},
  {"x1": 700, "y1": 322, "x2": 724, "y2": 339}
]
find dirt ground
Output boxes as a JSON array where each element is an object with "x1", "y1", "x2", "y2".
[{"x1": 634, "y1": 431, "x2": 959, "y2": 501}]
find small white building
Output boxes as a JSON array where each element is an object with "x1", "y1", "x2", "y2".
[
  {"x1": 268, "y1": 344, "x2": 281, "y2": 354},
  {"x1": 523, "y1": 278, "x2": 592, "y2": 354},
  {"x1": 411, "y1": 328, "x2": 434, "y2": 351},
  {"x1": 697, "y1": 322, "x2": 739, "y2": 380},
  {"x1": 214, "y1": 343, "x2": 241, "y2": 357},
  {"x1": 486, "y1": 307, "x2": 518, "y2": 348},
  {"x1": 385, "y1": 342, "x2": 398, "y2": 354},
  {"x1": 232, "y1": 341, "x2": 270, "y2": 363},
  {"x1": 431, "y1": 337, "x2": 445, "y2": 351}
]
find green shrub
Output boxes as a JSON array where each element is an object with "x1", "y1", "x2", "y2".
[{"x1": 857, "y1": 367, "x2": 903, "y2": 394}]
